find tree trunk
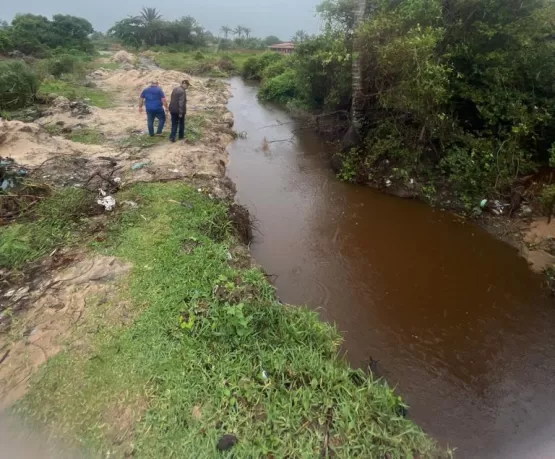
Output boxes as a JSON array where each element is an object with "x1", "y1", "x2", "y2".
[{"x1": 343, "y1": 0, "x2": 367, "y2": 150}]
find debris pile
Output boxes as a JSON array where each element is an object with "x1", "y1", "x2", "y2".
[{"x1": 111, "y1": 50, "x2": 137, "y2": 65}]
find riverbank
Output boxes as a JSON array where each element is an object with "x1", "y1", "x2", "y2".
[
  {"x1": 346, "y1": 159, "x2": 555, "y2": 290},
  {"x1": 0, "y1": 58, "x2": 440, "y2": 456}
]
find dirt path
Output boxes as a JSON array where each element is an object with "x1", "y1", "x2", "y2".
[{"x1": 0, "y1": 58, "x2": 235, "y2": 408}]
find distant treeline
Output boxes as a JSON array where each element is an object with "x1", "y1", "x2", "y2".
[{"x1": 0, "y1": 14, "x2": 94, "y2": 56}]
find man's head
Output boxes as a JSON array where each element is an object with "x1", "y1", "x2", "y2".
[
  {"x1": 181, "y1": 79, "x2": 190, "y2": 89},
  {"x1": 150, "y1": 80, "x2": 159, "y2": 87}
]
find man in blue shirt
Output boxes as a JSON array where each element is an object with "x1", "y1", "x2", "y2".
[{"x1": 139, "y1": 80, "x2": 168, "y2": 136}]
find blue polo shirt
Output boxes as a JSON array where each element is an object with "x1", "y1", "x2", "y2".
[{"x1": 141, "y1": 86, "x2": 165, "y2": 112}]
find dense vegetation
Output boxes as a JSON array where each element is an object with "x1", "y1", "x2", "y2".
[
  {"x1": 0, "y1": 13, "x2": 100, "y2": 111},
  {"x1": 251, "y1": 0, "x2": 555, "y2": 206},
  {"x1": 108, "y1": 7, "x2": 211, "y2": 49},
  {"x1": 0, "y1": 14, "x2": 93, "y2": 56}
]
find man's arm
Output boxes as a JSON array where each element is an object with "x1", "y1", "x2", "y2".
[
  {"x1": 160, "y1": 89, "x2": 168, "y2": 112},
  {"x1": 138, "y1": 92, "x2": 145, "y2": 113},
  {"x1": 179, "y1": 90, "x2": 186, "y2": 117}
]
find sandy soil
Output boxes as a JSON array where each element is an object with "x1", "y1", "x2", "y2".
[
  {"x1": 521, "y1": 218, "x2": 555, "y2": 272},
  {"x1": 0, "y1": 57, "x2": 235, "y2": 407},
  {"x1": 0, "y1": 254, "x2": 131, "y2": 410},
  {"x1": 2, "y1": 66, "x2": 233, "y2": 184}
]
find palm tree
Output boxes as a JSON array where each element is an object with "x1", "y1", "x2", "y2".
[
  {"x1": 233, "y1": 25, "x2": 243, "y2": 39},
  {"x1": 220, "y1": 25, "x2": 232, "y2": 39},
  {"x1": 244, "y1": 27, "x2": 252, "y2": 40},
  {"x1": 345, "y1": 0, "x2": 367, "y2": 147},
  {"x1": 140, "y1": 7, "x2": 162, "y2": 25}
]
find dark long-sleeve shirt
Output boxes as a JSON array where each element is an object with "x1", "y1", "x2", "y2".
[{"x1": 169, "y1": 86, "x2": 187, "y2": 116}]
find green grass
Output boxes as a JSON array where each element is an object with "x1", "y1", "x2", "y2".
[
  {"x1": 39, "y1": 79, "x2": 114, "y2": 108},
  {"x1": 186, "y1": 113, "x2": 206, "y2": 142},
  {"x1": 15, "y1": 182, "x2": 440, "y2": 458},
  {"x1": 0, "y1": 188, "x2": 95, "y2": 270},
  {"x1": 69, "y1": 128, "x2": 105, "y2": 144},
  {"x1": 154, "y1": 50, "x2": 261, "y2": 77},
  {"x1": 44, "y1": 124, "x2": 105, "y2": 145},
  {"x1": 118, "y1": 133, "x2": 168, "y2": 149}
]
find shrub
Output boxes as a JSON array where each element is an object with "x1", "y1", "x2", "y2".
[
  {"x1": 216, "y1": 55, "x2": 236, "y2": 72},
  {"x1": 262, "y1": 59, "x2": 288, "y2": 80},
  {"x1": 242, "y1": 52, "x2": 283, "y2": 80},
  {"x1": 47, "y1": 54, "x2": 83, "y2": 77},
  {"x1": 259, "y1": 69, "x2": 298, "y2": 104},
  {"x1": 0, "y1": 61, "x2": 39, "y2": 110}
]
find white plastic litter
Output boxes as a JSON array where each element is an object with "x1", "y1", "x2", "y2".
[{"x1": 97, "y1": 195, "x2": 116, "y2": 211}]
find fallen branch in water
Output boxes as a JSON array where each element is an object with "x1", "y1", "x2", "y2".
[{"x1": 267, "y1": 136, "x2": 295, "y2": 144}]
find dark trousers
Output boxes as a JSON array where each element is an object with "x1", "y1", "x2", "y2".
[
  {"x1": 170, "y1": 113, "x2": 185, "y2": 141},
  {"x1": 146, "y1": 109, "x2": 165, "y2": 136}
]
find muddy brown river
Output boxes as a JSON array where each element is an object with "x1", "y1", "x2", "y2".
[{"x1": 226, "y1": 77, "x2": 555, "y2": 457}]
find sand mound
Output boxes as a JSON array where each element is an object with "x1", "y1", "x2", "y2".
[
  {"x1": 0, "y1": 120, "x2": 105, "y2": 167},
  {"x1": 112, "y1": 50, "x2": 137, "y2": 65}
]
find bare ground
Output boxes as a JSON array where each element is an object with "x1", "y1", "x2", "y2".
[{"x1": 0, "y1": 59, "x2": 236, "y2": 407}]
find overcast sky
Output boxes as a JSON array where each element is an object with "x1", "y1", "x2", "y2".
[{"x1": 2, "y1": 0, "x2": 322, "y2": 40}]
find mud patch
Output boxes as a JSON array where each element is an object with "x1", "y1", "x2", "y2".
[
  {"x1": 0, "y1": 254, "x2": 131, "y2": 410},
  {"x1": 228, "y1": 203, "x2": 252, "y2": 245}
]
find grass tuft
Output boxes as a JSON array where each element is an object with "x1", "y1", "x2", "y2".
[
  {"x1": 44, "y1": 124, "x2": 105, "y2": 145},
  {"x1": 0, "y1": 60, "x2": 39, "y2": 110},
  {"x1": 15, "y1": 182, "x2": 440, "y2": 458},
  {"x1": 39, "y1": 79, "x2": 114, "y2": 108},
  {"x1": 0, "y1": 188, "x2": 95, "y2": 270}
]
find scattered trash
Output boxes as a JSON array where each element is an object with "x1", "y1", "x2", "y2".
[
  {"x1": 1, "y1": 178, "x2": 14, "y2": 191},
  {"x1": 113, "y1": 177, "x2": 121, "y2": 184},
  {"x1": 97, "y1": 195, "x2": 116, "y2": 211},
  {"x1": 227, "y1": 251, "x2": 233, "y2": 261},
  {"x1": 1, "y1": 157, "x2": 27, "y2": 191},
  {"x1": 238, "y1": 131, "x2": 248, "y2": 139},
  {"x1": 168, "y1": 168, "x2": 180, "y2": 173},
  {"x1": 480, "y1": 199, "x2": 506, "y2": 216},
  {"x1": 261, "y1": 370, "x2": 268, "y2": 380},
  {"x1": 97, "y1": 189, "x2": 116, "y2": 211},
  {"x1": 197, "y1": 188, "x2": 202, "y2": 193},
  {"x1": 131, "y1": 161, "x2": 151, "y2": 171},
  {"x1": 520, "y1": 205, "x2": 533, "y2": 217},
  {"x1": 217, "y1": 434, "x2": 238, "y2": 451},
  {"x1": 385, "y1": 179, "x2": 392, "y2": 187}
]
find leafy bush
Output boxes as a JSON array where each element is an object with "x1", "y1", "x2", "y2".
[
  {"x1": 259, "y1": 69, "x2": 298, "y2": 104},
  {"x1": 346, "y1": 0, "x2": 555, "y2": 201},
  {"x1": 0, "y1": 61, "x2": 39, "y2": 110},
  {"x1": 42, "y1": 54, "x2": 84, "y2": 78},
  {"x1": 242, "y1": 52, "x2": 283, "y2": 80},
  {"x1": 258, "y1": 34, "x2": 351, "y2": 110},
  {"x1": 262, "y1": 59, "x2": 288, "y2": 80},
  {"x1": 2, "y1": 14, "x2": 93, "y2": 56}
]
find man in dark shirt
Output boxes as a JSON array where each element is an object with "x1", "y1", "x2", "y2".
[
  {"x1": 139, "y1": 80, "x2": 168, "y2": 136},
  {"x1": 168, "y1": 80, "x2": 190, "y2": 143}
]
